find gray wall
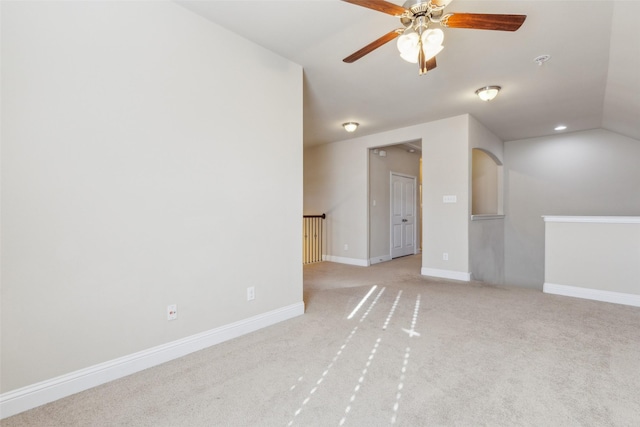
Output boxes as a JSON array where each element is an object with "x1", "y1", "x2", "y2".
[
  {"x1": 369, "y1": 145, "x2": 421, "y2": 262},
  {"x1": 469, "y1": 116, "x2": 505, "y2": 284},
  {"x1": 504, "y1": 129, "x2": 640, "y2": 288},
  {"x1": 470, "y1": 218, "x2": 505, "y2": 284},
  {"x1": 1, "y1": 1, "x2": 302, "y2": 393}
]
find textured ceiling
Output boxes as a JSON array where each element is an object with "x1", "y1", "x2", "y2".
[{"x1": 177, "y1": 0, "x2": 640, "y2": 146}]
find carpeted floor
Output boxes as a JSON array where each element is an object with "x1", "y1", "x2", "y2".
[{"x1": 3, "y1": 255, "x2": 640, "y2": 426}]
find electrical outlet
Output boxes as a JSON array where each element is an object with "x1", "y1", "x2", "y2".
[
  {"x1": 344, "y1": 244, "x2": 349, "y2": 251},
  {"x1": 167, "y1": 304, "x2": 177, "y2": 320},
  {"x1": 443, "y1": 253, "x2": 449, "y2": 261},
  {"x1": 247, "y1": 286, "x2": 255, "y2": 301}
]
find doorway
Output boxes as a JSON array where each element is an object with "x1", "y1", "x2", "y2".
[{"x1": 368, "y1": 142, "x2": 422, "y2": 265}]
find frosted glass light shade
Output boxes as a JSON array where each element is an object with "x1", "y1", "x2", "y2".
[
  {"x1": 342, "y1": 122, "x2": 359, "y2": 132},
  {"x1": 397, "y1": 28, "x2": 444, "y2": 63},
  {"x1": 422, "y1": 44, "x2": 444, "y2": 60},
  {"x1": 397, "y1": 30, "x2": 420, "y2": 63},
  {"x1": 422, "y1": 28, "x2": 444, "y2": 48},
  {"x1": 475, "y1": 86, "x2": 501, "y2": 101}
]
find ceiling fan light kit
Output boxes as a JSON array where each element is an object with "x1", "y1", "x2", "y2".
[
  {"x1": 342, "y1": 0, "x2": 526, "y2": 75},
  {"x1": 397, "y1": 27, "x2": 444, "y2": 64},
  {"x1": 475, "y1": 86, "x2": 501, "y2": 101}
]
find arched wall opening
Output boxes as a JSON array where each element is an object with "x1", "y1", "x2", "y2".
[{"x1": 471, "y1": 148, "x2": 503, "y2": 216}]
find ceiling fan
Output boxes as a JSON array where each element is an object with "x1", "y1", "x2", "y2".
[{"x1": 342, "y1": 0, "x2": 526, "y2": 75}]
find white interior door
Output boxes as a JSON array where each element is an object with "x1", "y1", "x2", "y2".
[{"x1": 391, "y1": 173, "x2": 416, "y2": 258}]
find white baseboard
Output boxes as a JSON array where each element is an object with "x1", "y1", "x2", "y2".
[
  {"x1": 421, "y1": 268, "x2": 471, "y2": 282},
  {"x1": 324, "y1": 255, "x2": 370, "y2": 267},
  {"x1": 369, "y1": 255, "x2": 392, "y2": 265},
  {"x1": 543, "y1": 283, "x2": 640, "y2": 307},
  {"x1": 0, "y1": 302, "x2": 305, "y2": 419}
]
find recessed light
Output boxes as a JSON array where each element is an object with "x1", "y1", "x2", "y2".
[{"x1": 554, "y1": 125, "x2": 567, "y2": 131}]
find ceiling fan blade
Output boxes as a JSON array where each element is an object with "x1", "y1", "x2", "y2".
[
  {"x1": 441, "y1": 13, "x2": 526, "y2": 31},
  {"x1": 343, "y1": 29, "x2": 402, "y2": 63},
  {"x1": 341, "y1": 0, "x2": 407, "y2": 17}
]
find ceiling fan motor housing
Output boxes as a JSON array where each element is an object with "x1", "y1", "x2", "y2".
[{"x1": 401, "y1": 0, "x2": 446, "y2": 28}]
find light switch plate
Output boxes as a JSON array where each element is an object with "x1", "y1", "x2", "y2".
[{"x1": 443, "y1": 195, "x2": 457, "y2": 203}]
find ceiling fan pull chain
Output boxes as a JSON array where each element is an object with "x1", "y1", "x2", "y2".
[{"x1": 418, "y1": 42, "x2": 427, "y2": 75}]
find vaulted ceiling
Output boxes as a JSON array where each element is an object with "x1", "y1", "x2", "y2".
[{"x1": 177, "y1": 1, "x2": 640, "y2": 147}]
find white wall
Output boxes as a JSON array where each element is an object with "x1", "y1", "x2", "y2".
[
  {"x1": 544, "y1": 217, "x2": 640, "y2": 301},
  {"x1": 602, "y1": 1, "x2": 640, "y2": 141},
  {"x1": 304, "y1": 115, "x2": 471, "y2": 279},
  {"x1": 304, "y1": 138, "x2": 369, "y2": 265},
  {"x1": 422, "y1": 116, "x2": 470, "y2": 279},
  {"x1": 504, "y1": 129, "x2": 640, "y2": 288},
  {"x1": 1, "y1": 0, "x2": 302, "y2": 395}
]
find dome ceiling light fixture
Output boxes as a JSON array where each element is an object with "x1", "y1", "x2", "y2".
[
  {"x1": 342, "y1": 0, "x2": 527, "y2": 76},
  {"x1": 475, "y1": 85, "x2": 501, "y2": 101},
  {"x1": 342, "y1": 122, "x2": 359, "y2": 132}
]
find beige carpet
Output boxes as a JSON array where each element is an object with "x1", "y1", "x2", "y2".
[{"x1": 3, "y1": 255, "x2": 640, "y2": 426}]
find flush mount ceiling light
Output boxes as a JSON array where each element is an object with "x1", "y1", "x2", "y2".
[
  {"x1": 475, "y1": 85, "x2": 501, "y2": 101},
  {"x1": 554, "y1": 125, "x2": 567, "y2": 131},
  {"x1": 342, "y1": 122, "x2": 359, "y2": 132}
]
